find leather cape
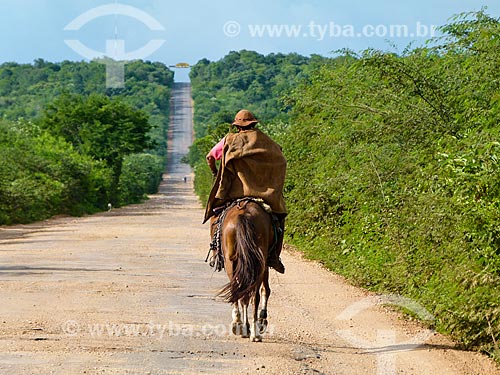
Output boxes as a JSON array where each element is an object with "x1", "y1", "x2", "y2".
[{"x1": 203, "y1": 128, "x2": 287, "y2": 223}]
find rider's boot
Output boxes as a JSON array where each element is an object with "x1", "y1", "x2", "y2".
[{"x1": 267, "y1": 216, "x2": 285, "y2": 274}]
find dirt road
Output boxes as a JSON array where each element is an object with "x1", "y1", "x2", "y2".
[{"x1": 0, "y1": 83, "x2": 498, "y2": 375}]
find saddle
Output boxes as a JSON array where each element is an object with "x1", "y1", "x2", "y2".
[{"x1": 205, "y1": 197, "x2": 280, "y2": 272}]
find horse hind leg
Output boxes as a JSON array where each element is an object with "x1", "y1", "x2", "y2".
[
  {"x1": 258, "y1": 269, "x2": 270, "y2": 335},
  {"x1": 231, "y1": 303, "x2": 244, "y2": 336},
  {"x1": 250, "y1": 284, "x2": 263, "y2": 342},
  {"x1": 234, "y1": 300, "x2": 250, "y2": 338}
]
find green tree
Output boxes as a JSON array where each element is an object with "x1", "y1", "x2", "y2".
[
  {"x1": 188, "y1": 12, "x2": 500, "y2": 361},
  {"x1": 0, "y1": 59, "x2": 173, "y2": 223},
  {"x1": 39, "y1": 93, "x2": 152, "y2": 204}
]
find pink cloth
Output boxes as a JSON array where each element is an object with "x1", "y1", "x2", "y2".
[{"x1": 208, "y1": 137, "x2": 225, "y2": 160}]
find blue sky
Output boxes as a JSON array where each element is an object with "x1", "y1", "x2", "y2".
[{"x1": 1, "y1": 1, "x2": 499, "y2": 81}]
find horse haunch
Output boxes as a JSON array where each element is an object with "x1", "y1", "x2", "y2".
[
  {"x1": 216, "y1": 200, "x2": 274, "y2": 342},
  {"x1": 218, "y1": 201, "x2": 271, "y2": 305}
]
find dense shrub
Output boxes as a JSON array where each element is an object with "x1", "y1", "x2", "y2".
[
  {"x1": 187, "y1": 50, "x2": 327, "y2": 201},
  {"x1": 0, "y1": 59, "x2": 174, "y2": 224},
  {"x1": 279, "y1": 10, "x2": 500, "y2": 357},
  {"x1": 188, "y1": 11, "x2": 500, "y2": 360},
  {"x1": 118, "y1": 153, "x2": 164, "y2": 204},
  {"x1": 0, "y1": 120, "x2": 112, "y2": 224}
]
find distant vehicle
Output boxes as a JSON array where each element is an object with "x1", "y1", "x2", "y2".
[{"x1": 169, "y1": 62, "x2": 190, "y2": 68}]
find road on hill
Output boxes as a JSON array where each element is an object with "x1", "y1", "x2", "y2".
[{"x1": 0, "y1": 82, "x2": 498, "y2": 375}]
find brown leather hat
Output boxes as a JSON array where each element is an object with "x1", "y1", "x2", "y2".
[{"x1": 232, "y1": 109, "x2": 258, "y2": 127}]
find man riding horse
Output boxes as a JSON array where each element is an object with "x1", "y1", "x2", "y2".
[{"x1": 204, "y1": 109, "x2": 286, "y2": 273}]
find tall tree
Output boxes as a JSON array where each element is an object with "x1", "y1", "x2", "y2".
[{"x1": 39, "y1": 93, "x2": 152, "y2": 204}]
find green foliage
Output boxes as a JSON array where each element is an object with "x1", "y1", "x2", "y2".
[
  {"x1": 38, "y1": 93, "x2": 152, "y2": 204},
  {"x1": 0, "y1": 59, "x2": 174, "y2": 224},
  {"x1": 279, "y1": 10, "x2": 500, "y2": 357},
  {"x1": 184, "y1": 123, "x2": 232, "y2": 206},
  {"x1": 118, "y1": 153, "x2": 164, "y2": 204},
  {"x1": 0, "y1": 120, "x2": 112, "y2": 224},
  {"x1": 189, "y1": 12, "x2": 500, "y2": 361},
  {"x1": 187, "y1": 50, "x2": 327, "y2": 200},
  {"x1": 0, "y1": 59, "x2": 173, "y2": 157},
  {"x1": 189, "y1": 50, "x2": 326, "y2": 138}
]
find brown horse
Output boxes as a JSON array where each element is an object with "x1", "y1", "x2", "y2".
[{"x1": 217, "y1": 199, "x2": 273, "y2": 342}]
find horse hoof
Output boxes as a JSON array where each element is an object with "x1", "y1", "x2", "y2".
[
  {"x1": 251, "y1": 336, "x2": 262, "y2": 342},
  {"x1": 233, "y1": 323, "x2": 250, "y2": 337},
  {"x1": 258, "y1": 319, "x2": 268, "y2": 334},
  {"x1": 232, "y1": 323, "x2": 242, "y2": 336},
  {"x1": 241, "y1": 323, "x2": 250, "y2": 338}
]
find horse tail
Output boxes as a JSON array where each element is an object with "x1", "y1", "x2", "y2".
[{"x1": 219, "y1": 211, "x2": 266, "y2": 304}]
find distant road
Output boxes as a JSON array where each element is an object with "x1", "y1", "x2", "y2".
[{"x1": 0, "y1": 83, "x2": 498, "y2": 375}]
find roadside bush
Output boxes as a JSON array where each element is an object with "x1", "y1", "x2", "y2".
[
  {"x1": 278, "y1": 10, "x2": 500, "y2": 357},
  {"x1": 118, "y1": 153, "x2": 164, "y2": 204},
  {"x1": 0, "y1": 120, "x2": 112, "y2": 224},
  {"x1": 189, "y1": 11, "x2": 500, "y2": 361},
  {"x1": 0, "y1": 59, "x2": 173, "y2": 224}
]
